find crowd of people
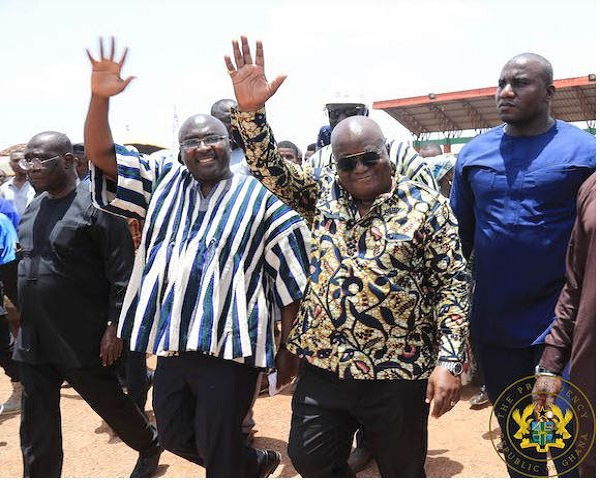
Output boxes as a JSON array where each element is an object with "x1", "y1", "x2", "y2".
[{"x1": 0, "y1": 35, "x2": 595, "y2": 478}]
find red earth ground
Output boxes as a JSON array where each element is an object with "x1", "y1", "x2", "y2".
[{"x1": 0, "y1": 360, "x2": 508, "y2": 478}]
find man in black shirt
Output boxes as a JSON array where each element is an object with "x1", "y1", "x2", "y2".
[{"x1": 14, "y1": 131, "x2": 161, "y2": 477}]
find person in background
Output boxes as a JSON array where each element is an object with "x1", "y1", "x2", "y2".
[
  {"x1": 0, "y1": 212, "x2": 20, "y2": 415},
  {"x1": 418, "y1": 142, "x2": 455, "y2": 198},
  {"x1": 277, "y1": 140, "x2": 302, "y2": 165},
  {"x1": 450, "y1": 52, "x2": 595, "y2": 477},
  {"x1": 0, "y1": 150, "x2": 36, "y2": 217},
  {"x1": 304, "y1": 143, "x2": 317, "y2": 162},
  {"x1": 532, "y1": 173, "x2": 595, "y2": 478},
  {"x1": 73, "y1": 143, "x2": 91, "y2": 184},
  {"x1": 211, "y1": 98, "x2": 248, "y2": 175},
  {"x1": 316, "y1": 125, "x2": 332, "y2": 148}
]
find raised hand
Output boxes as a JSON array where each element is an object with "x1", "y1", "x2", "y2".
[
  {"x1": 86, "y1": 36, "x2": 135, "y2": 99},
  {"x1": 224, "y1": 36, "x2": 287, "y2": 111}
]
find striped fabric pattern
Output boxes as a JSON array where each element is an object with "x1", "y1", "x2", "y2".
[
  {"x1": 304, "y1": 140, "x2": 439, "y2": 191},
  {"x1": 91, "y1": 145, "x2": 310, "y2": 368}
]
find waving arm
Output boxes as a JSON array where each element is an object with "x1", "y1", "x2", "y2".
[{"x1": 84, "y1": 37, "x2": 135, "y2": 181}]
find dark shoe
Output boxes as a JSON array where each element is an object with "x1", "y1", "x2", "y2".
[
  {"x1": 130, "y1": 448, "x2": 162, "y2": 478},
  {"x1": 348, "y1": 446, "x2": 373, "y2": 474},
  {"x1": 256, "y1": 449, "x2": 281, "y2": 478}
]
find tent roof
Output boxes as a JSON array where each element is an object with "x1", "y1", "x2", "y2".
[{"x1": 373, "y1": 75, "x2": 596, "y2": 137}]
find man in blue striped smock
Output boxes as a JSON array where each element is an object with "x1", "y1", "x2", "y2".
[{"x1": 83, "y1": 38, "x2": 310, "y2": 478}]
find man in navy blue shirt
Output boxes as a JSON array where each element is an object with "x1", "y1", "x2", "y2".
[{"x1": 451, "y1": 53, "x2": 595, "y2": 476}]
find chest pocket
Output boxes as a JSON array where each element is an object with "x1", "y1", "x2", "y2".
[
  {"x1": 50, "y1": 220, "x2": 90, "y2": 258},
  {"x1": 529, "y1": 166, "x2": 590, "y2": 212},
  {"x1": 467, "y1": 166, "x2": 504, "y2": 200}
]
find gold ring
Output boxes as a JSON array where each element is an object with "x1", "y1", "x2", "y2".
[{"x1": 228, "y1": 69, "x2": 236, "y2": 76}]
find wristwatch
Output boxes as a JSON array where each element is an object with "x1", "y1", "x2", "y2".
[
  {"x1": 535, "y1": 365, "x2": 558, "y2": 377},
  {"x1": 439, "y1": 361, "x2": 464, "y2": 376}
]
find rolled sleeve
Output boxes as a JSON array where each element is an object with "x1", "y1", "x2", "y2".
[{"x1": 264, "y1": 217, "x2": 310, "y2": 308}]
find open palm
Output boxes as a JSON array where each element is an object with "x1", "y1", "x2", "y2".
[
  {"x1": 86, "y1": 37, "x2": 135, "y2": 98},
  {"x1": 224, "y1": 36, "x2": 286, "y2": 111}
]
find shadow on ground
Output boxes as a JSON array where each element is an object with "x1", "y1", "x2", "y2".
[{"x1": 426, "y1": 448, "x2": 464, "y2": 477}]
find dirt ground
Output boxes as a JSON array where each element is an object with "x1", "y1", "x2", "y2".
[{"x1": 0, "y1": 360, "x2": 508, "y2": 478}]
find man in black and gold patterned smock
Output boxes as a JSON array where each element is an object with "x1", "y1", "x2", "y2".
[{"x1": 225, "y1": 36, "x2": 470, "y2": 478}]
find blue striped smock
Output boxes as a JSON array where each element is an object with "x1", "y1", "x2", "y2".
[{"x1": 90, "y1": 145, "x2": 310, "y2": 368}]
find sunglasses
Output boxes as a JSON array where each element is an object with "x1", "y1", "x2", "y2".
[
  {"x1": 327, "y1": 106, "x2": 367, "y2": 120},
  {"x1": 335, "y1": 150, "x2": 383, "y2": 172}
]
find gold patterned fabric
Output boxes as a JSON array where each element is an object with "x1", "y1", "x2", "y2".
[{"x1": 232, "y1": 108, "x2": 469, "y2": 380}]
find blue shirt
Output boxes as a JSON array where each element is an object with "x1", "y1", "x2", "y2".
[
  {"x1": 450, "y1": 121, "x2": 595, "y2": 347},
  {"x1": 91, "y1": 145, "x2": 310, "y2": 369},
  {"x1": 0, "y1": 212, "x2": 18, "y2": 265},
  {"x1": 0, "y1": 197, "x2": 20, "y2": 231}
]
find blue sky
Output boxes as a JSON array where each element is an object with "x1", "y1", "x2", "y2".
[{"x1": 0, "y1": 0, "x2": 596, "y2": 151}]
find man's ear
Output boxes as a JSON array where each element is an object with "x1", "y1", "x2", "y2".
[
  {"x1": 545, "y1": 84, "x2": 556, "y2": 102},
  {"x1": 63, "y1": 153, "x2": 76, "y2": 169},
  {"x1": 177, "y1": 151, "x2": 183, "y2": 165}
]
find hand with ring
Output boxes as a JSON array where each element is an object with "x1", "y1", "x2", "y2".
[{"x1": 426, "y1": 365, "x2": 462, "y2": 418}]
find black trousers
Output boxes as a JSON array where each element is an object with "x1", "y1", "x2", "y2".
[
  {"x1": 117, "y1": 349, "x2": 152, "y2": 415},
  {"x1": 288, "y1": 362, "x2": 430, "y2": 478},
  {"x1": 0, "y1": 314, "x2": 19, "y2": 382},
  {"x1": 153, "y1": 352, "x2": 263, "y2": 477},
  {"x1": 19, "y1": 362, "x2": 159, "y2": 478}
]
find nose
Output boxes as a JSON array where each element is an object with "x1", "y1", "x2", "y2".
[
  {"x1": 353, "y1": 158, "x2": 370, "y2": 173},
  {"x1": 498, "y1": 83, "x2": 515, "y2": 97}
]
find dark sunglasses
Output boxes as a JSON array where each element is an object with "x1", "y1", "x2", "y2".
[
  {"x1": 327, "y1": 106, "x2": 367, "y2": 120},
  {"x1": 335, "y1": 150, "x2": 382, "y2": 172}
]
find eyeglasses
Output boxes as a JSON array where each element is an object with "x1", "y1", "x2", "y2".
[
  {"x1": 335, "y1": 150, "x2": 383, "y2": 172},
  {"x1": 18, "y1": 154, "x2": 64, "y2": 171},
  {"x1": 179, "y1": 136, "x2": 228, "y2": 150}
]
